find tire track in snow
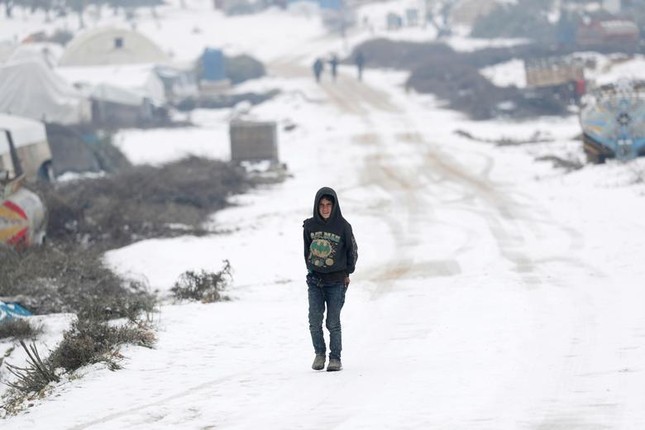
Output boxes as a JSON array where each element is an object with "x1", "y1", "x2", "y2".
[
  {"x1": 314, "y1": 69, "x2": 543, "y2": 290},
  {"x1": 67, "y1": 371, "x2": 252, "y2": 429}
]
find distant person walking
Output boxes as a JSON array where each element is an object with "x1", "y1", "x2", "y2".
[
  {"x1": 328, "y1": 54, "x2": 339, "y2": 81},
  {"x1": 313, "y1": 58, "x2": 324, "y2": 83},
  {"x1": 304, "y1": 187, "x2": 358, "y2": 372},
  {"x1": 355, "y1": 50, "x2": 365, "y2": 81}
]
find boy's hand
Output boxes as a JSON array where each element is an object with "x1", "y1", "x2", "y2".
[{"x1": 344, "y1": 277, "x2": 350, "y2": 287}]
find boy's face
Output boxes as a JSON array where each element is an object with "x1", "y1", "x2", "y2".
[{"x1": 319, "y1": 198, "x2": 333, "y2": 220}]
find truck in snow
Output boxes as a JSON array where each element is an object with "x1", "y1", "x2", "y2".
[
  {"x1": 579, "y1": 79, "x2": 645, "y2": 163},
  {"x1": 524, "y1": 57, "x2": 586, "y2": 103},
  {"x1": 524, "y1": 56, "x2": 586, "y2": 103},
  {"x1": 0, "y1": 114, "x2": 50, "y2": 250}
]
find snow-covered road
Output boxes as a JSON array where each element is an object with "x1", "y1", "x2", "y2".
[{"x1": 3, "y1": 2, "x2": 645, "y2": 429}]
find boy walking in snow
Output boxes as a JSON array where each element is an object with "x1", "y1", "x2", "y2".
[{"x1": 303, "y1": 187, "x2": 358, "y2": 371}]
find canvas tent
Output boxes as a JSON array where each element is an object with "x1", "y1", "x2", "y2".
[
  {"x1": 58, "y1": 64, "x2": 167, "y2": 127},
  {"x1": 59, "y1": 27, "x2": 170, "y2": 67},
  {"x1": 58, "y1": 64, "x2": 166, "y2": 106},
  {"x1": 7, "y1": 42, "x2": 63, "y2": 67},
  {"x1": 0, "y1": 58, "x2": 91, "y2": 125}
]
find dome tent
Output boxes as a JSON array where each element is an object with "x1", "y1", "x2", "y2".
[
  {"x1": 59, "y1": 27, "x2": 170, "y2": 67},
  {"x1": 0, "y1": 58, "x2": 90, "y2": 125}
]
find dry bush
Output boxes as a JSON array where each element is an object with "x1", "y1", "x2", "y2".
[
  {"x1": 49, "y1": 318, "x2": 155, "y2": 373},
  {"x1": 38, "y1": 156, "x2": 250, "y2": 249},
  {"x1": 171, "y1": 261, "x2": 232, "y2": 303},
  {"x1": 0, "y1": 320, "x2": 41, "y2": 341},
  {"x1": 3, "y1": 319, "x2": 155, "y2": 401},
  {"x1": 5, "y1": 154, "x2": 251, "y2": 319},
  {"x1": 0, "y1": 245, "x2": 156, "y2": 318},
  {"x1": 4, "y1": 341, "x2": 59, "y2": 395}
]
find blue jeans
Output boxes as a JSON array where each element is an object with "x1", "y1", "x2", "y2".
[{"x1": 307, "y1": 274, "x2": 347, "y2": 360}]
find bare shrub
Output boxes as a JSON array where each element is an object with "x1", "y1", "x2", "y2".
[
  {"x1": 38, "y1": 156, "x2": 250, "y2": 249},
  {"x1": 171, "y1": 261, "x2": 232, "y2": 303},
  {"x1": 2, "y1": 319, "x2": 154, "y2": 407},
  {"x1": 4, "y1": 341, "x2": 59, "y2": 394},
  {"x1": 0, "y1": 320, "x2": 41, "y2": 341},
  {"x1": 49, "y1": 318, "x2": 156, "y2": 373},
  {"x1": 0, "y1": 244, "x2": 156, "y2": 319}
]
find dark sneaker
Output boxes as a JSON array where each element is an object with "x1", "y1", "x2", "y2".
[
  {"x1": 312, "y1": 355, "x2": 326, "y2": 370},
  {"x1": 327, "y1": 358, "x2": 342, "y2": 372}
]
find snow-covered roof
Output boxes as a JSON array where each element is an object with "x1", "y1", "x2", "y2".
[
  {"x1": 0, "y1": 58, "x2": 91, "y2": 125},
  {"x1": 59, "y1": 26, "x2": 170, "y2": 66},
  {"x1": 7, "y1": 42, "x2": 64, "y2": 66},
  {"x1": 58, "y1": 63, "x2": 166, "y2": 105}
]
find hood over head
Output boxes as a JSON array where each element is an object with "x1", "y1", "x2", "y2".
[{"x1": 313, "y1": 186, "x2": 341, "y2": 223}]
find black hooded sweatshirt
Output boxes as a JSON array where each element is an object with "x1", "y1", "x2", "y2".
[{"x1": 303, "y1": 187, "x2": 358, "y2": 282}]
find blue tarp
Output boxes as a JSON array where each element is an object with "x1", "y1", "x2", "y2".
[
  {"x1": 202, "y1": 48, "x2": 226, "y2": 81},
  {"x1": 0, "y1": 301, "x2": 32, "y2": 322}
]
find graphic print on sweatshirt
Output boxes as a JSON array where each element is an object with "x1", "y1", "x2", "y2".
[{"x1": 309, "y1": 231, "x2": 342, "y2": 268}]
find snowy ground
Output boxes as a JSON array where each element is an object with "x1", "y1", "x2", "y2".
[{"x1": 2, "y1": 1, "x2": 645, "y2": 429}]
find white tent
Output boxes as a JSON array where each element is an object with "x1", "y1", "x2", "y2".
[
  {"x1": 7, "y1": 42, "x2": 63, "y2": 67},
  {"x1": 0, "y1": 58, "x2": 91, "y2": 125},
  {"x1": 58, "y1": 63, "x2": 166, "y2": 106},
  {"x1": 59, "y1": 27, "x2": 170, "y2": 67}
]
